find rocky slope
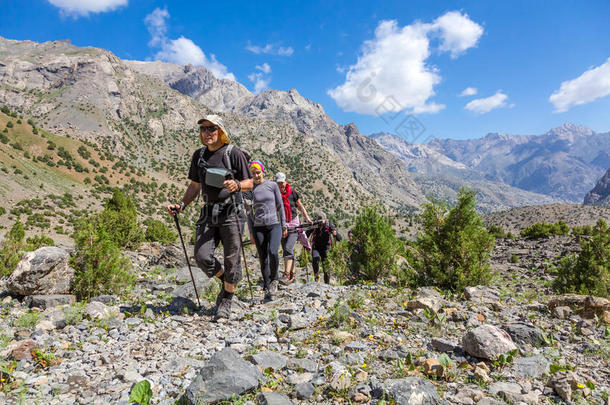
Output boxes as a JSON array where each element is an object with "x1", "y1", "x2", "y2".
[
  {"x1": 584, "y1": 168, "x2": 610, "y2": 207},
  {"x1": 0, "y1": 236, "x2": 609, "y2": 404},
  {"x1": 126, "y1": 60, "x2": 425, "y2": 213},
  {"x1": 372, "y1": 132, "x2": 560, "y2": 213},
  {"x1": 426, "y1": 123, "x2": 610, "y2": 202},
  {"x1": 0, "y1": 37, "x2": 397, "y2": 223}
]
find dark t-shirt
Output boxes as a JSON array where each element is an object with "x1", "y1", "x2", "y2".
[
  {"x1": 309, "y1": 221, "x2": 340, "y2": 250},
  {"x1": 285, "y1": 189, "x2": 300, "y2": 219},
  {"x1": 188, "y1": 145, "x2": 251, "y2": 204}
]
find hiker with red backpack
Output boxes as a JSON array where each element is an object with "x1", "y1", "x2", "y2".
[
  {"x1": 276, "y1": 172, "x2": 313, "y2": 283},
  {"x1": 308, "y1": 211, "x2": 342, "y2": 284},
  {"x1": 167, "y1": 114, "x2": 252, "y2": 321}
]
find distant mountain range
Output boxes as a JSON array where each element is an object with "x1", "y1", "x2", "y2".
[
  {"x1": 373, "y1": 123, "x2": 609, "y2": 203},
  {"x1": 0, "y1": 36, "x2": 607, "y2": 215}
]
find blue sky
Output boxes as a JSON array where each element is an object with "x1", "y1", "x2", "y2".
[{"x1": 2, "y1": 0, "x2": 610, "y2": 140}]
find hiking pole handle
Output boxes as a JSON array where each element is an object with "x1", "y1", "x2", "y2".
[{"x1": 171, "y1": 208, "x2": 201, "y2": 308}]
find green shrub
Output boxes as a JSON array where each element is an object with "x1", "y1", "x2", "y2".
[
  {"x1": 143, "y1": 219, "x2": 177, "y2": 243},
  {"x1": 70, "y1": 223, "x2": 135, "y2": 301},
  {"x1": 0, "y1": 133, "x2": 8, "y2": 144},
  {"x1": 521, "y1": 221, "x2": 570, "y2": 239},
  {"x1": 406, "y1": 188, "x2": 495, "y2": 292},
  {"x1": 0, "y1": 220, "x2": 25, "y2": 277},
  {"x1": 327, "y1": 240, "x2": 353, "y2": 282},
  {"x1": 552, "y1": 219, "x2": 609, "y2": 298},
  {"x1": 25, "y1": 235, "x2": 55, "y2": 251},
  {"x1": 96, "y1": 189, "x2": 143, "y2": 249},
  {"x1": 341, "y1": 206, "x2": 404, "y2": 282},
  {"x1": 510, "y1": 254, "x2": 520, "y2": 264},
  {"x1": 6, "y1": 121, "x2": 13, "y2": 129},
  {"x1": 572, "y1": 225, "x2": 593, "y2": 236},
  {"x1": 0, "y1": 105, "x2": 10, "y2": 115},
  {"x1": 488, "y1": 224, "x2": 507, "y2": 238}
]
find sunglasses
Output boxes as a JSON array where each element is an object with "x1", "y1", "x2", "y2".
[{"x1": 199, "y1": 125, "x2": 219, "y2": 133}]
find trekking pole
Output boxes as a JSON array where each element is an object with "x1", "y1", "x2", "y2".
[
  {"x1": 229, "y1": 178, "x2": 254, "y2": 301},
  {"x1": 171, "y1": 208, "x2": 201, "y2": 308}
]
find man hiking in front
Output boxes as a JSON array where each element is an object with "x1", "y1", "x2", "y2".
[{"x1": 167, "y1": 115, "x2": 252, "y2": 320}]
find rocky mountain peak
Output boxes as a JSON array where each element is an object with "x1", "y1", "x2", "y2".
[
  {"x1": 584, "y1": 168, "x2": 610, "y2": 207},
  {"x1": 546, "y1": 122, "x2": 595, "y2": 139}
]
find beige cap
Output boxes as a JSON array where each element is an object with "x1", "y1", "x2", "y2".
[{"x1": 198, "y1": 114, "x2": 230, "y2": 145}]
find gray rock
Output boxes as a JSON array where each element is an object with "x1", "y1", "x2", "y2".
[
  {"x1": 476, "y1": 398, "x2": 506, "y2": 405},
  {"x1": 464, "y1": 286, "x2": 499, "y2": 304},
  {"x1": 430, "y1": 338, "x2": 459, "y2": 353},
  {"x1": 511, "y1": 355, "x2": 550, "y2": 379},
  {"x1": 172, "y1": 276, "x2": 212, "y2": 301},
  {"x1": 288, "y1": 314, "x2": 309, "y2": 330},
  {"x1": 549, "y1": 370, "x2": 579, "y2": 402},
  {"x1": 25, "y1": 294, "x2": 76, "y2": 309},
  {"x1": 551, "y1": 306, "x2": 572, "y2": 319},
  {"x1": 287, "y1": 358, "x2": 318, "y2": 373},
  {"x1": 7, "y1": 247, "x2": 74, "y2": 295},
  {"x1": 90, "y1": 295, "x2": 119, "y2": 305},
  {"x1": 248, "y1": 350, "x2": 287, "y2": 371},
  {"x1": 86, "y1": 301, "x2": 110, "y2": 319},
  {"x1": 256, "y1": 392, "x2": 294, "y2": 405},
  {"x1": 294, "y1": 382, "x2": 315, "y2": 399},
  {"x1": 384, "y1": 377, "x2": 441, "y2": 405},
  {"x1": 181, "y1": 348, "x2": 262, "y2": 404},
  {"x1": 462, "y1": 324, "x2": 517, "y2": 360},
  {"x1": 488, "y1": 381, "x2": 521, "y2": 396},
  {"x1": 502, "y1": 323, "x2": 545, "y2": 347}
]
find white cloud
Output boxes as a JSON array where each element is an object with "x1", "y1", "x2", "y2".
[
  {"x1": 256, "y1": 63, "x2": 271, "y2": 74},
  {"x1": 549, "y1": 58, "x2": 610, "y2": 112},
  {"x1": 328, "y1": 11, "x2": 482, "y2": 115},
  {"x1": 245, "y1": 43, "x2": 294, "y2": 56},
  {"x1": 432, "y1": 11, "x2": 484, "y2": 59},
  {"x1": 248, "y1": 63, "x2": 272, "y2": 93},
  {"x1": 248, "y1": 72, "x2": 271, "y2": 93},
  {"x1": 464, "y1": 91, "x2": 508, "y2": 114},
  {"x1": 459, "y1": 87, "x2": 477, "y2": 97},
  {"x1": 47, "y1": 0, "x2": 127, "y2": 17},
  {"x1": 144, "y1": 8, "x2": 235, "y2": 81}
]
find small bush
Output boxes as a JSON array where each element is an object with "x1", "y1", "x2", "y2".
[
  {"x1": 70, "y1": 224, "x2": 135, "y2": 301},
  {"x1": 25, "y1": 235, "x2": 55, "y2": 251},
  {"x1": 0, "y1": 220, "x2": 25, "y2": 277},
  {"x1": 552, "y1": 219, "x2": 609, "y2": 298},
  {"x1": 144, "y1": 219, "x2": 177, "y2": 243},
  {"x1": 521, "y1": 221, "x2": 569, "y2": 239},
  {"x1": 337, "y1": 206, "x2": 404, "y2": 282},
  {"x1": 406, "y1": 188, "x2": 495, "y2": 292},
  {"x1": 510, "y1": 254, "x2": 520, "y2": 264},
  {"x1": 0, "y1": 133, "x2": 8, "y2": 144},
  {"x1": 96, "y1": 189, "x2": 143, "y2": 249},
  {"x1": 6, "y1": 121, "x2": 13, "y2": 129},
  {"x1": 488, "y1": 224, "x2": 507, "y2": 238}
]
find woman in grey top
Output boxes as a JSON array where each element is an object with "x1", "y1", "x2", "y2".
[{"x1": 247, "y1": 160, "x2": 287, "y2": 301}]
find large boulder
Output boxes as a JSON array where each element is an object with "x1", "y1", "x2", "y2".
[
  {"x1": 462, "y1": 324, "x2": 517, "y2": 360},
  {"x1": 181, "y1": 348, "x2": 262, "y2": 404},
  {"x1": 383, "y1": 377, "x2": 441, "y2": 405},
  {"x1": 6, "y1": 247, "x2": 74, "y2": 295}
]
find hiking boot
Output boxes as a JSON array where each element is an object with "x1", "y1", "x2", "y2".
[
  {"x1": 268, "y1": 280, "x2": 279, "y2": 299},
  {"x1": 263, "y1": 290, "x2": 272, "y2": 302},
  {"x1": 214, "y1": 298, "x2": 232, "y2": 320},
  {"x1": 212, "y1": 287, "x2": 225, "y2": 315}
]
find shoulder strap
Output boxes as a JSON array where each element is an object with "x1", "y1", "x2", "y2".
[{"x1": 224, "y1": 144, "x2": 234, "y2": 171}]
